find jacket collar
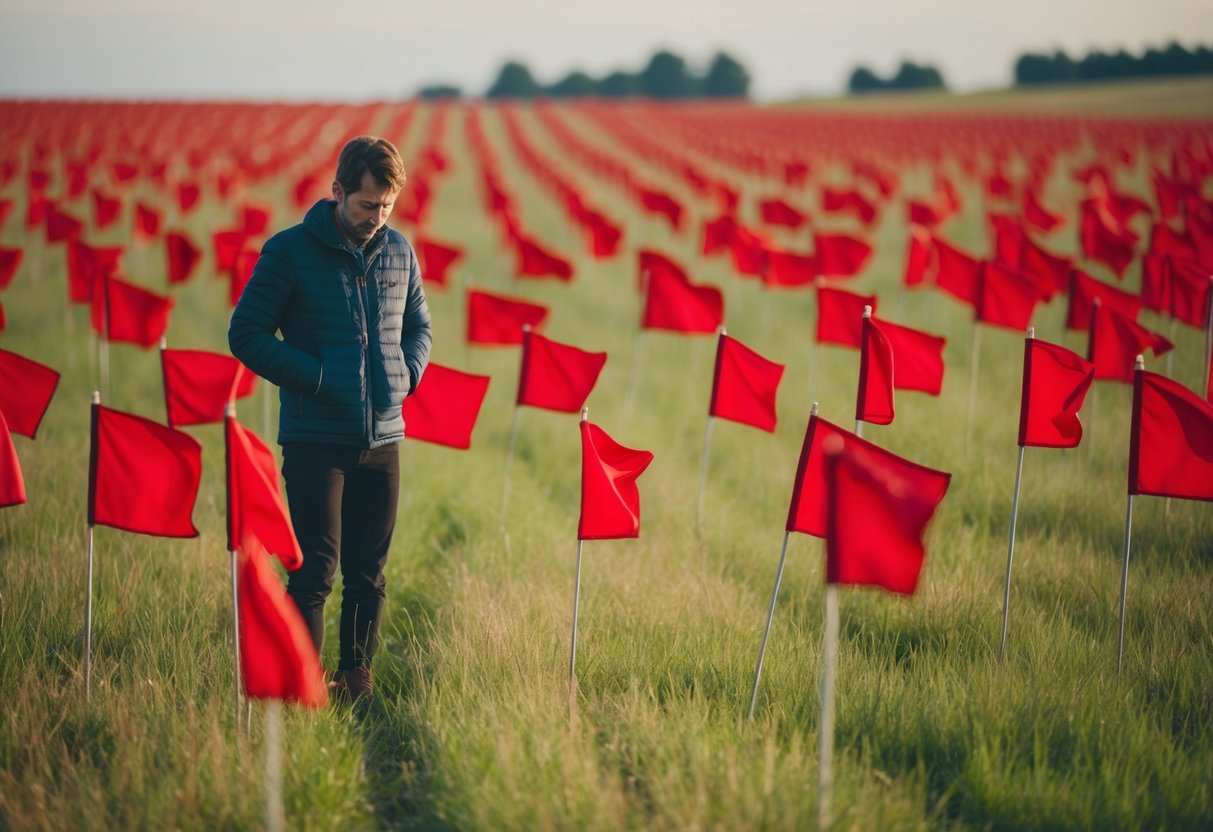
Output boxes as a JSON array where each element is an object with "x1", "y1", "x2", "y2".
[{"x1": 303, "y1": 199, "x2": 388, "y2": 257}]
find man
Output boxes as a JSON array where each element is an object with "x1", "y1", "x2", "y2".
[{"x1": 229, "y1": 136, "x2": 432, "y2": 702}]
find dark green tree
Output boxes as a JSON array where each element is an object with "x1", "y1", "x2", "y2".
[
  {"x1": 486, "y1": 61, "x2": 540, "y2": 98},
  {"x1": 847, "y1": 66, "x2": 883, "y2": 93},
  {"x1": 702, "y1": 51, "x2": 750, "y2": 98},
  {"x1": 547, "y1": 71, "x2": 598, "y2": 98},
  {"x1": 640, "y1": 50, "x2": 695, "y2": 98},
  {"x1": 417, "y1": 84, "x2": 461, "y2": 100},
  {"x1": 598, "y1": 70, "x2": 639, "y2": 98},
  {"x1": 890, "y1": 61, "x2": 946, "y2": 90}
]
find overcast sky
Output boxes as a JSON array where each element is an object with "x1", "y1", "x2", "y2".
[{"x1": 1, "y1": 0, "x2": 1210, "y2": 101}]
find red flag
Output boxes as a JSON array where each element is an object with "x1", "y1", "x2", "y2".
[
  {"x1": 135, "y1": 202, "x2": 162, "y2": 240},
  {"x1": 226, "y1": 416, "x2": 301, "y2": 569},
  {"x1": 976, "y1": 261, "x2": 1039, "y2": 331},
  {"x1": 1165, "y1": 257, "x2": 1211, "y2": 328},
  {"x1": 230, "y1": 249, "x2": 259, "y2": 307},
  {"x1": 1080, "y1": 199, "x2": 1136, "y2": 277},
  {"x1": 0, "y1": 410, "x2": 27, "y2": 509},
  {"x1": 1020, "y1": 238, "x2": 1071, "y2": 300},
  {"x1": 814, "y1": 233, "x2": 873, "y2": 278},
  {"x1": 238, "y1": 537, "x2": 327, "y2": 707},
  {"x1": 1017, "y1": 338, "x2": 1095, "y2": 448},
  {"x1": 822, "y1": 187, "x2": 876, "y2": 225},
  {"x1": 785, "y1": 414, "x2": 951, "y2": 539},
  {"x1": 516, "y1": 236, "x2": 573, "y2": 281},
  {"x1": 816, "y1": 286, "x2": 877, "y2": 348},
  {"x1": 879, "y1": 317, "x2": 947, "y2": 394},
  {"x1": 708, "y1": 334, "x2": 785, "y2": 432},
  {"x1": 856, "y1": 314, "x2": 895, "y2": 425},
  {"x1": 466, "y1": 289, "x2": 549, "y2": 345},
  {"x1": 904, "y1": 225, "x2": 934, "y2": 287},
  {"x1": 642, "y1": 266, "x2": 724, "y2": 334},
  {"x1": 239, "y1": 204, "x2": 272, "y2": 236},
  {"x1": 1067, "y1": 269, "x2": 1143, "y2": 331},
  {"x1": 824, "y1": 439, "x2": 950, "y2": 595},
  {"x1": 90, "y1": 275, "x2": 173, "y2": 348},
  {"x1": 91, "y1": 189, "x2": 122, "y2": 229},
  {"x1": 0, "y1": 349, "x2": 60, "y2": 438},
  {"x1": 162, "y1": 348, "x2": 256, "y2": 427},
  {"x1": 934, "y1": 238, "x2": 981, "y2": 306},
  {"x1": 415, "y1": 237, "x2": 463, "y2": 287},
  {"x1": 989, "y1": 213, "x2": 1027, "y2": 269},
  {"x1": 212, "y1": 230, "x2": 248, "y2": 274},
  {"x1": 1129, "y1": 370, "x2": 1213, "y2": 502},
  {"x1": 67, "y1": 241, "x2": 123, "y2": 304},
  {"x1": 0, "y1": 247, "x2": 22, "y2": 290},
  {"x1": 402, "y1": 363, "x2": 491, "y2": 449},
  {"x1": 729, "y1": 224, "x2": 769, "y2": 278},
  {"x1": 1023, "y1": 186, "x2": 1065, "y2": 233},
  {"x1": 516, "y1": 331, "x2": 606, "y2": 413},
  {"x1": 759, "y1": 198, "x2": 808, "y2": 229},
  {"x1": 45, "y1": 203, "x2": 84, "y2": 243},
  {"x1": 89, "y1": 404, "x2": 202, "y2": 537},
  {"x1": 637, "y1": 187, "x2": 683, "y2": 229},
  {"x1": 166, "y1": 231, "x2": 202, "y2": 285},
  {"x1": 1089, "y1": 304, "x2": 1173, "y2": 383},
  {"x1": 177, "y1": 182, "x2": 201, "y2": 213},
  {"x1": 702, "y1": 214, "x2": 738, "y2": 256},
  {"x1": 584, "y1": 212, "x2": 623, "y2": 259},
  {"x1": 763, "y1": 248, "x2": 817, "y2": 288},
  {"x1": 639, "y1": 249, "x2": 689, "y2": 293},
  {"x1": 578, "y1": 421, "x2": 653, "y2": 540}
]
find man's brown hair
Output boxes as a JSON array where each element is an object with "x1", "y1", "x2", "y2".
[{"x1": 334, "y1": 136, "x2": 407, "y2": 194}]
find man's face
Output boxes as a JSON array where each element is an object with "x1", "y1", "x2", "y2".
[{"x1": 332, "y1": 171, "x2": 399, "y2": 246}]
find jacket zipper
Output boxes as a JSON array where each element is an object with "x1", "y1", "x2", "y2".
[{"x1": 355, "y1": 270, "x2": 373, "y2": 441}]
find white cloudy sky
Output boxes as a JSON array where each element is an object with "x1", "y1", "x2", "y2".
[{"x1": 1, "y1": 0, "x2": 1210, "y2": 101}]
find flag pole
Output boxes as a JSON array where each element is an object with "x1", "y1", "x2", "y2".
[
  {"x1": 1117, "y1": 355, "x2": 1145, "y2": 674},
  {"x1": 265, "y1": 700, "x2": 284, "y2": 832},
  {"x1": 966, "y1": 323, "x2": 983, "y2": 454},
  {"x1": 224, "y1": 403, "x2": 243, "y2": 731},
  {"x1": 1000, "y1": 327, "x2": 1034, "y2": 660},
  {"x1": 818, "y1": 582, "x2": 840, "y2": 830},
  {"x1": 697, "y1": 327, "x2": 726, "y2": 537},
  {"x1": 85, "y1": 390, "x2": 100, "y2": 701},
  {"x1": 568, "y1": 407, "x2": 589, "y2": 706}
]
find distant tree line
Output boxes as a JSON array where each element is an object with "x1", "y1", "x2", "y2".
[
  {"x1": 846, "y1": 61, "x2": 947, "y2": 94},
  {"x1": 416, "y1": 49, "x2": 751, "y2": 100},
  {"x1": 1015, "y1": 42, "x2": 1213, "y2": 85}
]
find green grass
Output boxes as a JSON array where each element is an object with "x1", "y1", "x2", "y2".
[{"x1": 1, "y1": 85, "x2": 1211, "y2": 830}]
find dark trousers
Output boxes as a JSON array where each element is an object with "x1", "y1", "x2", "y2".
[{"x1": 281, "y1": 442, "x2": 400, "y2": 670}]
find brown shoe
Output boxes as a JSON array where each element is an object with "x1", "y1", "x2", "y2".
[{"x1": 341, "y1": 667, "x2": 373, "y2": 702}]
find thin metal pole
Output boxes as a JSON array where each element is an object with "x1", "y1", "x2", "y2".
[
  {"x1": 500, "y1": 405, "x2": 521, "y2": 520},
  {"x1": 1116, "y1": 494, "x2": 1135, "y2": 674},
  {"x1": 85, "y1": 524, "x2": 95, "y2": 701},
  {"x1": 696, "y1": 417, "x2": 715, "y2": 537},
  {"x1": 230, "y1": 549, "x2": 242, "y2": 730},
  {"x1": 1000, "y1": 445, "x2": 1026, "y2": 661},
  {"x1": 966, "y1": 324, "x2": 983, "y2": 455},
  {"x1": 265, "y1": 700, "x2": 284, "y2": 832},
  {"x1": 568, "y1": 539, "x2": 584, "y2": 702},
  {"x1": 818, "y1": 584, "x2": 840, "y2": 831},
  {"x1": 747, "y1": 531, "x2": 791, "y2": 719}
]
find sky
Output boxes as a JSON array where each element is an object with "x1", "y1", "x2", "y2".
[{"x1": 1, "y1": 0, "x2": 1211, "y2": 102}]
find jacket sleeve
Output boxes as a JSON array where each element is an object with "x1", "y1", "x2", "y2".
[
  {"x1": 401, "y1": 252, "x2": 433, "y2": 395},
  {"x1": 228, "y1": 235, "x2": 324, "y2": 395}
]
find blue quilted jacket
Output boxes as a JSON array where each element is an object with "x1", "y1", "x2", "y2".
[{"x1": 228, "y1": 199, "x2": 432, "y2": 449}]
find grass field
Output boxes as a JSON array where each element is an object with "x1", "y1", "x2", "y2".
[{"x1": 1, "y1": 80, "x2": 1211, "y2": 830}]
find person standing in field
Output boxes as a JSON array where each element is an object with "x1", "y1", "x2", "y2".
[{"x1": 229, "y1": 136, "x2": 432, "y2": 703}]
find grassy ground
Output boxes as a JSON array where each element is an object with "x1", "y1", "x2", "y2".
[{"x1": 1, "y1": 81, "x2": 1211, "y2": 830}]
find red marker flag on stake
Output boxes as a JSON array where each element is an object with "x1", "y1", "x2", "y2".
[
  {"x1": 0, "y1": 349, "x2": 61, "y2": 438},
  {"x1": 904, "y1": 225, "x2": 934, "y2": 287},
  {"x1": 0, "y1": 410, "x2": 27, "y2": 508},
  {"x1": 642, "y1": 266, "x2": 724, "y2": 334},
  {"x1": 824, "y1": 438, "x2": 951, "y2": 595},
  {"x1": 402, "y1": 363, "x2": 491, "y2": 449},
  {"x1": 578, "y1": 420, "x2": 654, "y2": 540},
  {"x1": 162, "y1": 348, "x2": 256, "y2": 427},
  {"x1": 976, "y1": 261, "x2": 1040, "y2": 331},
  {"x1": 415, "y1": 238, "x2": 463, "y2": 288},
  {"x1": 516, "y1": 330, "x2": 607, "y2": 414},
  {"x1": 708, "y1": 334, "x2": 785, "y2": 432},
  {"x1": 934, "y1": 238, "x2": 981, "y2": 306},
  {"x1": 816, "y1": 286, "x2": 877, "y2": 348},
  {"x1": 515, "y1": 236, "x2": 573, "y2": 281},
  {"x1": 0, "y1": 247, "x2": 21, "y2": 289},
  {"x1": 466, "y1": 289, "x2": 548, "y2": 345},
  {"x1": 1018, "y1": 338, "x2": 1095, "y2": 448},
  {"x1": 879, "y1": 317, "x2": 947, "y2": 394},
  {"x1": 89, "y1": 403, "x2": 202, "y2": 537},
  {"x1": 1067, "y1": 269, "x2": 1143, "y2": 332},
  {"x1": 1129, "y1": 369, "x2": 1213, "y2": 502},
  {"x1": 638, "y1": 249, "x2": 688, "y2": 293},
  {"x1": 856, "y1": 312, "x2": 895, "y2": 426},
  {"x1": 1165, "y1": 257, "x2": 1212, "y2": 329},
  {"x1": 226, "y1": 416, "x2": 302, "y2": 570},
  {"x1": 166, "y1": 231, "x2": 202, "y2": 285},
  {"x1": 1089, "y1": 304, "x2": 1173, "y2": 383},
  {"x1": 90, "y1": 275, "x2": 173, "y2": 348},
  {"x1": 238, "y1": 535, "x2": 327, "y2": 707},
  {"x1": 814, "y1": 233, "x2": 873, "y2": 278},
  {"x1": 67, "y1": 241, "x2": 123, "y2": 304}
]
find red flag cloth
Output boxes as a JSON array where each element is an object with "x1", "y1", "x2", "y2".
[
  {"x1": 763, "y1": 249, "x2": 817, "y2": 288},
  {"x1": 1023, "y1": 186, "x2": 1065, "y2": 233},
  {"x1": 402, "y1": 363, "x2": 491, "y2": 449},
  {"x1": 642, "y1": 267, "x2": 724, "y2": 334},
  {"x1": 516, "y1": 236, "x2": 573, "y2": 281},
  {"x1": 0, "y1": 247, "x2": 22, "y2": 289},
  {"x1": 134, "y1": 202, "x2": 162, "y2": 240},
  {"x1": 1089, "y1": 304, "x2": 1173, "y2": 383},
  {"x1": 907, "y1": 200, "x2": 941, "y2": 228},
  {"x1": 1129, "y1": 370, "x2": 1213, "y2": 502},
  {"x1": 708, "y1": 334, "x2": 785, "y2": 432},
  {"x1": 729, "y1": 225, "x2": 769, "y2": 278},
  {"x1": 45, "y1": 204, "x2": 84, "y2": 243},
  {"x1": 578, "y1": 420, "x2": 654, "y2": 540},
  {"x1": 226, "y1": 417, "x2": 301, "y2": 569},
  {"x1": 229, "y1": 249, "x2": 259, "y2": 307},
  {"x1": 785, "y1": 414, "x2": 951, "y2": 539},
  {"x1": 1017, "y1": 338, "x2": 1095, "y2": 448},
  {"x1": 856, "y1": 315, "x2": 895, "y2": 425},
  {"x1": 90, "y1": 275, "x2": 173, "y2": 348},
  {"x1": 879, "y1": 317, "x2": 948, "y2": 394},
  {"x1": 639, "y1": 249, "x2": 689, "y2": 293},
  {"x1": 904, "y1": 225, "x2": 934, "y2": 287},
  {"x1": 238, "y1": 537, "x2": 327, "y2": 707},
  {"x1": 976, "y1": 261, "x2": 1040, "y2": 331},
  {"x1": 89, "y1": 404, "x2": 202, "y2": 537},
  {"x1": 91, "y1": 189, "x2": 122, "y2": 229},
  {"x1": 177, "y1": 182, "x2": 201, "y2": 213},
  {"x1": 0, "y1": 349, "x2": 61, "y2": 438},
  {"x1": 466, "y1": 289, "x2": 549, "y2": 345},
  {"x1": 162, "y1": 348, "x2": 257, "y2": 427},
  {"x1": 934, "y1": 239, "x2": 981, "y2": 306},
  {"x1": 516, "y1": 331, "x2": 607, "y2": 413},
  {"x1": 1020, "y1": 238, "x2": 1071, "y2": 300},
  {"x1": 817, "y1": 286, "x2": 877, "y2": 348},
  {"x1": 637, "y1": 187, "x2": 683, "y2": 229},
  {"x1": 814, "y1": 233, "x2": 873, "y2": 278},
  {"x1": 1066, "y1": 269, "x2": 1143, "y2": 331},
  {"x1": 584, "y1": 212, "x2": 623, "y2": 259},
  {"x1": 822, "y1": 187, "x2": 876, "y2": 225},
  {"x1": 759, "y1": 198, "x2": 808, "y2": 229},
  {"x1": 824, "y1": 439, "x2": 950, "y2": 595},
  {"x1": 989, "y1": 213, "x2": 1027, "y2": 269},
  {"x1": 0, "y1": 410, "x2": 26, "y2": 508},
  {"x1": 213, "y1": 230, "x2": 249, "y2": 274},
  {"x1": 415, "y1": 237, "x2": 463, "y2": 288},
  {"x1": 1165, "y1": 257, "x2": 1211, "y2": 328},
  {"x1": 239, "y1": 204, "x2": 272, "y2": 236},
  {"x1": 165, "y1": 231, "x2": 202, "y2": 285},
  {"x1": 1148, "y1": 223, "x2": 1198, "y2": 263},
  {"x1": 1080, "y1": 199, "x2": 1136, "y2": 277},
  {"x1": 67, "y1": 241, "x2": 123, "y2": 304},
  {"x1": 702, "y1": 214, "x2": 738, "y2": 256}
]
